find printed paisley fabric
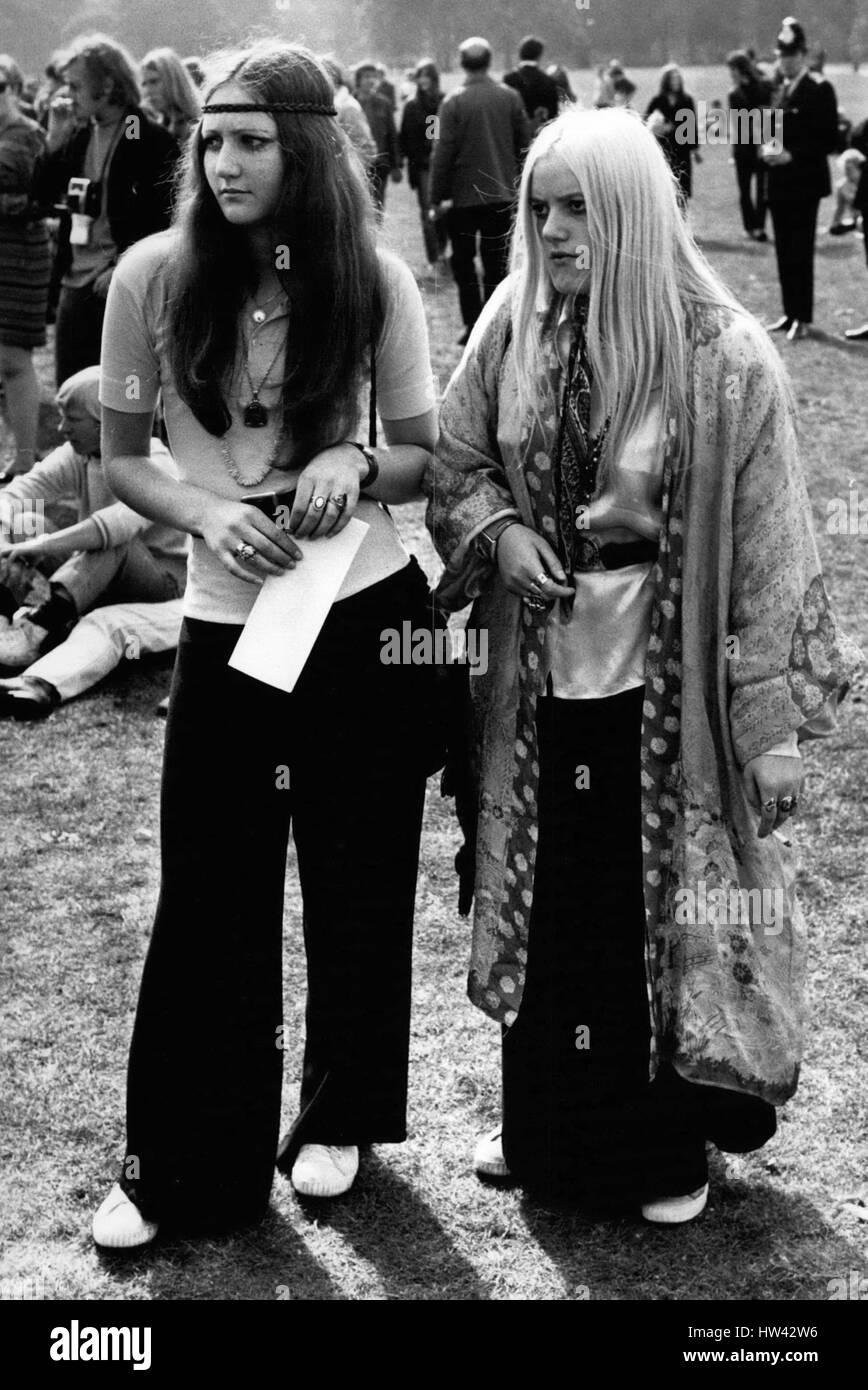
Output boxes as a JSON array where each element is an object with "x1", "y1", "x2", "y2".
[{"x1": 424, "y1": 280, "x2": 862, "y2": 1105}]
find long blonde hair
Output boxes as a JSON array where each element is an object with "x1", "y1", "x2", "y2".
[
  {"x1": 141, "y1": 46, "x2": 201, "y2": 128},
  {"x1": 510, "y1": 107, "x2": 745, "y2": 478}
]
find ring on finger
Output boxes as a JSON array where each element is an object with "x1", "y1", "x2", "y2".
[
  {"x1": 778, "y1": 796, "x2": 795, "y2": 814},
  {"x1": 312, "y1": 495, "x2": 327, "y2": 511},
  {"x1": 235, "y1": 542, "x2": 257, "y2": 561},
  {"x1": 328, "y1": 494, "x2": 346, "y2": 510},
  {"x1": 762, "y1": 797, "x2": 777, "y2": 813},
  {"x1": 532, "y1": 571, "x2": 550, "y2": 589}
]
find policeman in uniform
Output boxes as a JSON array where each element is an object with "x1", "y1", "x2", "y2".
[{"x1": 762, "y1": 17, "x2": 838, "y2": 342}]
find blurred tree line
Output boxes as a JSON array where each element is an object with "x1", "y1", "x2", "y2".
[{"x1": 9, "y1": 0, "x2": 868, "y2": 76}]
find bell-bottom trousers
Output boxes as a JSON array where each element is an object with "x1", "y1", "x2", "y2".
[
  {"x1": 502, "y1": 687, "x2": 776, "y2": 1207},
  {"x1": 119, "y1": 560, "x2": 436, "y2": 1230}
]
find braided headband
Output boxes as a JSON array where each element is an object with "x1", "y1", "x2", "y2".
[{"x1": 201, "y1": 101, "x2": 337, "y2": 116}]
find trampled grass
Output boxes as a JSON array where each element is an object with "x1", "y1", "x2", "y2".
[{"x1": 1, "y1": 66, "x2": 867, "y2": 1301}]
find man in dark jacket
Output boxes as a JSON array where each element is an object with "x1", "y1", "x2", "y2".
[
  {"x1": 355, "y1": 62, "x2": 402, "y2": 218},
  {"x1": 503, "y1": 35, "x2": 560, "y2": 137},
  {"x1": 36, "y1": 35, "x2": 178, "y2": 385},
  {"x1": 431, "y1": 37, "x2": 529, "y2": 344},
  {"x1": 762, "y1": 17, "x2": 838, "y2": 341},
  {"x1": 400, "y1": 63, "x2": 446, "y2": 266}
]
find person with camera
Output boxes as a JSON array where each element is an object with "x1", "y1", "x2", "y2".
[{"x1": 35, "y1": 33, "x2": 178, "y2": 387}]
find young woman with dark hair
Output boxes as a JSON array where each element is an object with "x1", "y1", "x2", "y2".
[
  {"x1": 92, "y1": 41, "x2": 439, "y2": 1248},
  {"x1": 645, "y1": 64, "x2": 700, "y2": 202},
  {"x1": 727, "y1": 50, "x2": 772, "y2": 240}
]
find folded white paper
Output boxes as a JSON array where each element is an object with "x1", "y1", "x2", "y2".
[{"x1": 228, "y1": 517, "x2": 369, "y2": 692}]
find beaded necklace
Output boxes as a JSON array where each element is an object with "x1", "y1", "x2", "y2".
[{"x1": 219, "y1": 417, "x2": 286, "y2": 488}]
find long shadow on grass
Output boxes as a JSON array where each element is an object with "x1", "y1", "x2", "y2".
[
  {"x1": 295, "y1": 1150, "x2": 490, "y2": 1301},
  {"x1": 97, "y1": 1208, "x2": 342, "y2": 1301},
  {"x1": 801, "y1": 328, "x2": 868, "y2": 355},
  {"x1": 517, "y1": 1152, "x2": 868, "y2": 1301}
]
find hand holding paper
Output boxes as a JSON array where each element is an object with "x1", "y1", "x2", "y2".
[{"x1": 229, "y1": 517, "x2": 369, "y2": 692}]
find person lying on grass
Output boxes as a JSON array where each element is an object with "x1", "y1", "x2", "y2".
[{"x1": 0, "y1": 365, "x2": 187, "y2": 715}]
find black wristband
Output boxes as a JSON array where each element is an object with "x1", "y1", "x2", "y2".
[
  {"x1": 347, "y1": 441, "x2": 378, "y2": 490},
  {"x1": 477, "y1": 516, "x2": 520, "y2": 564}
]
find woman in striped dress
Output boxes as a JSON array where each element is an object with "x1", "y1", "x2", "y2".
[{"x1": 0, "y1": 55, "x2": 50, "y2": 481}]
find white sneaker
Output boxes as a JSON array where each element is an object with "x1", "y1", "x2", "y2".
[
  {"x1": 473, "y1": 1127, "x2": 511, "y2": 1178},
  {"x1": 92, "y1": 1183, "x2": 159, "y2": 1249},
  {"x1": 290, "y1": 1144, "x2": 359, "y2": 1198},
  {"x1": 641, "y1": 1182, "x2": 709, "y2": 1225}
]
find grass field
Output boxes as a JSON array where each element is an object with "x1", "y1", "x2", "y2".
[{"x1": 2, "y1": 68, "x2": 868, "y2": 1301}]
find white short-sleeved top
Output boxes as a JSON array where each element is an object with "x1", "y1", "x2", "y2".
[{"x1": 100, "y1": 230, "x2": 436, "y2": 623}]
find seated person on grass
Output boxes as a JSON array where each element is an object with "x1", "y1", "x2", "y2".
[{"x1": 0, "y1": 366, "x2": 187, "y2": 718}]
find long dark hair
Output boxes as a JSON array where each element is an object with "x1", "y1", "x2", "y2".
[
  {"x1": 168, "y1": 41, "x2": 384, "y2": 467},
  {"x1": 658, "y1": 63, "x2": 685, "y2": 98},
  {"x1": 414, "y1": 61, "x2": 441, "y2": 94},
  {"x1": 727, "y1": 49, "x2": 766, "y2": 100}
]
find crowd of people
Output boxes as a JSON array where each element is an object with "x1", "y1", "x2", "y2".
[{"x1": 0, "y1": 18, "x2": 862, "y2": 1257}]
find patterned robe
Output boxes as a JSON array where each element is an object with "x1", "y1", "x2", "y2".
[{"x1": 424, "y1": 277, "x2": 862, "y2": 1106}]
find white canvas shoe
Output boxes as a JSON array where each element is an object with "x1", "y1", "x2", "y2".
[
  {"x1": 473, "y1": 1127, "x2": 511, "y2": 1178},
  {"x1": 290, "y1": 1144, "x2": 359, "y2": 1198},
  {"x1": 92, "y1": 1183, "x2": 159, "y2": 1249},
  {"x1": 641, "y1": 1182, "x2": 709, "y2": 1225}
]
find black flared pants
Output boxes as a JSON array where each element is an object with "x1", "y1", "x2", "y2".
[
  {"x1": 769, "y1": 195, "x2": 820, "y2": 324},
  {"x1": 120, "y1": 561, "x2": 435, "y2": 1230},
  {"x1": 502, "y1": 687, "x2": 776, "y2": 1207}
]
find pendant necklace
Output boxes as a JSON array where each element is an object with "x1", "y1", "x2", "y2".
[
  {"x1": 250, "y1": 285, "x2": 285, "y2": 326},
  {"x1": 241, "y1": 328, "x2": 285, "y2": 428},
  {"x1": 219, "y1": 416, "x2": 287, "y2": 488}
]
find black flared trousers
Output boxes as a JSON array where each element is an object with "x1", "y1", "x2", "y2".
[
  {"x1": 502, "y1": 687, "x2": 776, "y2": 1207},
  {"x1": 447, "y1": 202, "x2": 512, "y2": 329},
  {"x1": 769, "y1": 195, "x2": 820, "y2": 324},
  {"x1": 734, "y1": 150, "x2": 767, "y2": 233},
  {"x1": 120, "y1": 561, "x2": 435, "y2": 1230}
]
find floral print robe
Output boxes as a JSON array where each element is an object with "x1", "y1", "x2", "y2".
[{"x1": 424, "y1": 280, "x2": 861, "y2": 1106}]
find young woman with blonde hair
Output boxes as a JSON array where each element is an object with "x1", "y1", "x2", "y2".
[
  {"x1": 426, "y1": 107, "x2": 859, "y2": 1221},
  {"x1": 140, "y1": 46, "x2": 201, "y2": 146}
]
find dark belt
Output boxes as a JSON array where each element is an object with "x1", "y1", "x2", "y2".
[{"x1": 574, "y1": 535, "x2": 658, "y2": 572}]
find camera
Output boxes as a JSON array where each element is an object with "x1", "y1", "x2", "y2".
[
  {"x1": 65, "y1": 176, "x2": 98, "y2": 216},
  {"x1": 65, "y1": 177, "x2": 100, "y2": 246}
]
